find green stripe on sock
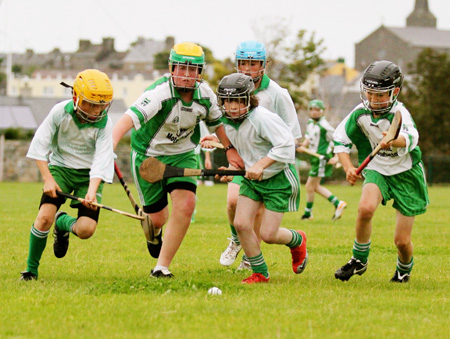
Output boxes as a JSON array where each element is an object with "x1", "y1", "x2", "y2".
[
  {"x1": 247, "y1": 252, "x2": 269, "y2": 278},
  {"x1": 287, "y1": 229, "x2": 302, "y2": 248},
  {"x1": 397, "y1": 257, "x2": 414, "y2": 274},
  {"x1": 352, "y1": 240, "x2": 370, "y2": 264},
  {"x1": 229, "y1": 225, "x2": 240, "y2": 244},
  {"x1": 26, "y1": 225, "x2": 49, "y2": 276}
]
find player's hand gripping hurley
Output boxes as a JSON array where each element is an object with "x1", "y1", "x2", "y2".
[
  {"x1": 139, "y1": 157, "x2": 246, "y2": 183},
  {"x1": 355, "y1": 110, "x2": 402, "y2": 175}
]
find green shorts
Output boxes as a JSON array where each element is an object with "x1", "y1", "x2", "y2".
[
  {"x1": 49, "y1": 165, "x2": 104, "y2": 207},
  {"x1": 132, "y1": 150, "x2": 197, "y2": 209},
  {"x1": 239, "y1": 164, "x2": 300, "y2": 213},
  {"x1": 308, "y1": 156, "x2": 332, "y2": 178},
  {"x1": 231, "y1": 175, "x2": 244, "y2": 185},
  {"x1": 363, "y1": 162, "x2": 429, "y2": 216}
]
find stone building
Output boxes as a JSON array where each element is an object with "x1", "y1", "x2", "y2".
[{"x1": 354, "y1": 0, "x2": 450, "y2": 71}]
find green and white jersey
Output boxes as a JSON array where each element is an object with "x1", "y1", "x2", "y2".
[
  {"x1": 305, "y1": 117, "x2": 335, "y2": 156},
  {"x1": 27, "y1": 100, "x2": 114, "y2": 183},
  {"x1": 333, "y1": 101, "x2": 422, "y2": 176},
  {"x1": 125, "y1": 75, "x2": 223, "y2": 157},
  {"x1": 254, "y1": 75, "x2": 302, "y2": 139},
  {"x1": 222, "y1": 106, "x2": 295, "y2": 180}
]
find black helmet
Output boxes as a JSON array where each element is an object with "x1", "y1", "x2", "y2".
[
  {"x1": 360, "y1": 60, "x2": 403, "y2": 114},
  {"x1": 217, "y1": 73, "x2": 255, "y2": 121}
]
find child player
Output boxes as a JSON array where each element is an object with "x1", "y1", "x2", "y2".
[
  {"x1": 209, "y1": 73, "x2": 308, "y2": 283},
  {"x1": 297, "y1": 99, "x2": 346, "y2": 220},
  {"x1": 219, "y1": 40, "x2": 302, "y2": 270},
  {"x1": 20, "y1": 69, "x2": 115, "y2": 281},
  {"x1": 333, "y1": 60, "x2": 429, "y2": 283}
]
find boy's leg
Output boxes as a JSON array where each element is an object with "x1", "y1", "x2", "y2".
[
  {"x1": 302, "y1": 176, "x2": 319, "y2": 219},
  {"x1": 391, "y1": 212, "x2": 415, "y2": 282},
  {"x1": 335, "y1": 183, "x2": 382, "y2": 281},
  {"x1": 22, "y1": 203, "x2": 57, "y2": 279},
  {"x1": 220, "y1": 182, "x2": 242, "y2": 266}
]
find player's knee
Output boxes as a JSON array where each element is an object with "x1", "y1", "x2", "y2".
[
  {"x1": 259, "y1": 228, "x2": 278, "y2": 244},
  {"x1": 358, "y1": 204, "x2": 375, "y2": 221},
  {"x1": 75, "y1": 222, "x2": 97, "y2": 239},
  {"x1": 394, "y1": 237, "x2": 411, "y2": 252},
  {"x1": 34, "y1": 214, "x2": 54, "y2": 230}
]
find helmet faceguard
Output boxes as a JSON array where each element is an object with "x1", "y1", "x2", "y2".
[
  {"x1": 360, "y1": 60, "x2": 403, "y2": 115},
  {"x1": 72, "y1": 69, "x2": 113, "y2": 123},
  {"x1": 235, "y1": 40, "x2": 267, "y2": 83},
  {"x1": 217, "y1": 73, "x2": 255, "y2": 122},
  {"x1": 308, "y1": 99, "x2": 325, "y2": 120},
  {"x1": 169, "y1": 42, "x2": 205, "y2": 91}
]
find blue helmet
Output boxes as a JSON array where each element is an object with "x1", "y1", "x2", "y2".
[
  {"x1": 235, "y1": 40, "x2": 267, "y2": 82},
  {"x1": 235, "y1": 40, "x2": 267, "y2": 67}
]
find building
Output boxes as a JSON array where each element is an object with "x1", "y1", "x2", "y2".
[{"x1": 354, "y1": 0, "x2": 450, "y2": 71}]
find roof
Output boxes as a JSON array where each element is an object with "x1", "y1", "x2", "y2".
[
  {"x1": 0, "y1": 105, "x2": 37, "y2": 129},
  {"x1": 0, "y1": 96, "x2": 128, "y2": 127},
  {"x1": 386, "y1": 26, "x2": 450, "y2": 49},
  {"x1": 124, "y1": 39, "x2": 168, "y2": 63}
]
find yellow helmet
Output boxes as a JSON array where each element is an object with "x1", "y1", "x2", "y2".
[
  {"x1": 169, "y1": 42, "x2": 205, "y2": 90},
  {"x1": 73, "y1": 69, "x2": 113, "y2": 122}
]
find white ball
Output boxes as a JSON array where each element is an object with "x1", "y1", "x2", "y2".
[{"x1": 208, "y1": 287, "x2": 222, "y2": 295}]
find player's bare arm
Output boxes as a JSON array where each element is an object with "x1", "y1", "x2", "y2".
[
  {"x1": 36, "y1": 160, "x2": 61, "y2": 198},
  {"x1": 215, "y1": 125, "x2": 244, "y2": 169},
  {"x1": 246, "y1": 157, "x2": 276, "y2": 181},
  {"x1": 337, "y1": 152, "x2": 361, "y2": 185}
]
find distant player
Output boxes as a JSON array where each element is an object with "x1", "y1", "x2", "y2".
[
  {"x1": 333, "y1": 60, "x2": 429, "y2": 283},
  {"x1": 20, "y1": 69, "x2": 115, "y2": 281},
  {"x1": 211, "y1": 73, "x2": 307, "y2": 283},
  {"x1": 297, "y1": 99, "x2": 346, "y2": 220},
  {"x1": 218, "y1": 40, "x2": 302, "y2": 270}
]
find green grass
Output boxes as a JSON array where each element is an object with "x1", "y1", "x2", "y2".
[{"x1": 1, "y1": 182, "x2": 449, "y2": 338}]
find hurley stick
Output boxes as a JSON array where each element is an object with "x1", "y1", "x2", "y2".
[
  {"x1": 139, "y1": 157, "x2": 246, "y2": 183},
  {"x1": 114, "y1": 162, "x2": 155, "y2": 242},
  {"x1": 355, "y1": 110, "x2": 402, "y2": 175},
  {"x1": 56, "y1": 191, "x2": 145, "y2": 221}
]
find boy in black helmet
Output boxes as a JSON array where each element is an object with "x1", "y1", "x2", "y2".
[{"x1": 333, "y1": 60, "x2": 429, "y2": 283}]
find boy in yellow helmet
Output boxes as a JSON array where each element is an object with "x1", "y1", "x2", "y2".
[
  {"x1": 20, "y1": 69, "x2": 115, "y2": 281},
  {"x1": 113, "y1": 42, "x2": 243, "y2": 278}
]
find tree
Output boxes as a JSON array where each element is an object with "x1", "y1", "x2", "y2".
[
  {"x1": 153, "y1": 51, "x2": 171, "y2": 71},
  {"x1": 253, "y1": 18, "x2": 326, "y2": 110},
  {"x1": 402, "y1": 48, "x2": 450, "y2": 155}
]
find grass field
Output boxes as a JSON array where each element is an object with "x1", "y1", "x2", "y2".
[{"x1": 1, "y1": 181, "x2": 449, "y2": 338}]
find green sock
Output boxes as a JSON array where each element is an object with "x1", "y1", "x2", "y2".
[
  {"x1": 247, "y1": 252, "x2": 269, "y2": 278},
  {"x1": 56, "y1": 214, "x2": 77, "y2": 234},
  {"x1": 286, "y1": 229, "x2": 303, "y2": 248},
  {"x1": 26, "y1": 225, "x2": 49, "y2": 276},
  {"x1": 397, "y1": 257, "x2": 414, "y2": 275},
  {"x1": 328, "y1": 195, "x2": 339, "y2": 208},
  {"x1": 352, "y1": 240, "x2": 370, "y2": 264},
  {"x1": 304, "y1": 202, "x2": 313, "y2": 216},
  {"x1": 229, "y1": 225, "x2": 240, "y2": 245}
]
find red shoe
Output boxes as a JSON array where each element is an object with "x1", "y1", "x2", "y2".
[
  {"x1": 241, "y1": 273, "x2": 270, "y2": 284},
  {"x1": 291, "y1": 230, "x2": 308, "y2": 274}
]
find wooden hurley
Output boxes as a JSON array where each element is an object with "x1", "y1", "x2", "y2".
[
  {"x1": 139, "y1": 157, "x2": 246, "y2": 183},
  {"x1": 56, "y1": 191, "x2": 145, "y2": 221},
  {"x1": 355, "y1": 110, "x2": 402, "y2": 175}
]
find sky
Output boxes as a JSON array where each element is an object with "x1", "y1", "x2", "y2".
[{"x1": 1, "y1": 0, "x2": 449, "y2": 68}]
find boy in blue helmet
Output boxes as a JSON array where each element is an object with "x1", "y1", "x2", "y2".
[{"x1": 216, "y1": 40, "x2": 302, "y2": 270}]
